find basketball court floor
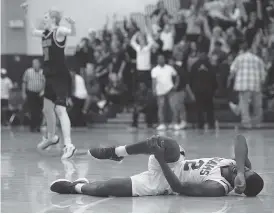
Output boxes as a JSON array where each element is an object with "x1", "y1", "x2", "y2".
[{"x1": 1, "y1": 127, "x2": 274, "y2": 213}]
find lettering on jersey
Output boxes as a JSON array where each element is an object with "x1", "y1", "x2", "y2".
[
  {"x1": 183, "y1": 160, "x2": 205, "y2": 171},
  {"x1": 42, "y1": 39, "x2": 52, "y2": 48},
  {"x1": 42, "y1": 39, "x2": 52, "y2": 61},
  {"x1": 200, "y1": 157, "x2": 223, "y2": 176}
]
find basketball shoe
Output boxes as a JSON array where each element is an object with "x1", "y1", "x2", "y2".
[
  {"x1": 88, "y1": 147, "x2": 124, "y2": 162},
  {"x1": 50, "y1": 178, "x2": 89, "y2": 194},
  {"x1": 37, "y1": 135, "x2": 60, "y2": 150}
]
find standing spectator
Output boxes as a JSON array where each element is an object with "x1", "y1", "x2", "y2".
[
  {"x1": 173, "y1": 37, "x2": 188, "y2": 64},
  {"x1": 110, "y1": 42, "x2": 126, "y2": 79},
  {"x1": 131, "y1": 82, "x2": 155, "y2": 130},
  {"x1": 169, "y1": 57, "x2": 195, "y2": 130},
  {"x1": 82, "y1": 63, "x2": 102, "y2": 116},
  {"x1": 130, "y1": 31, "x2": 155, "y2": 89},
  {"x1": 186, "y1": 41, "x2": 199, "y2": 72},
  {"x1": 1, "y1": 68, "x2": 13, "y2": 126},
  {"x1": 189, "y1": 53, "x2": 217, "y2": 129},
  {"x1": 22, "y1": 59, "x2": 45, "y2": 132},
  {"x1": 184, "y1": 1, "x2": 211, "y2": 42},
  {"x1": 105, "y1": 73, "x2": 126, "y2": 114},
  {"x1": 151, "y1": 54, "x2": 179, "y2": 131},
  {"x1": 150, "y1": 0, "x2": 170, "y2": 30},
  {"x1": 75, "y1": 38, "x2": 90, "y2": 74},
  {"x1": 160, "y1": 23, "x2": 175, "y2": 60},
  {"x1": 209, "y1": 26, "x2": 229, "y2": 54},
  {"x1": 69, "y1": 70, "x2": 87, "y2": 127},
  {"x1": 228, "y1": 42, "x2": 266, "y2": 128}
]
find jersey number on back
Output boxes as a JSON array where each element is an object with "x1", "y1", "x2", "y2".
[
  {"x1": 43, "y1": 47, "x2": 49, "y2": 61},
  {"x1": 183, "y1": 160, "x2": 204, "y2": 171}
]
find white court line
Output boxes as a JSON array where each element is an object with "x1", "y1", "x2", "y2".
[{"x1": 73, "y1": 197, "x2": 113, "y2": 213}]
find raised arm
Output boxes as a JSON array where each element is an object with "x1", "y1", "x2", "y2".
[
  {"x1": 130, "y1": 32, "x2": 139, "y2": 50},
  {"x1": 21, "y1": 2, "x2": 43, "y2": 37},
  {"x1": 233, "y1": 135, "x2": 250, "y2": 194},
  {"x1": 57, "y1": 17, "x2": 76, "y2": 37}
]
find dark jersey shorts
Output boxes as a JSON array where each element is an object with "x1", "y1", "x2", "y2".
[{"x1": 44, "y1": 71, "x2": 71, "y2": 107}]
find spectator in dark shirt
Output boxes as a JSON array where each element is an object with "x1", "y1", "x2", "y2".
[
  {"x1": 105, "y1": 73, "x2": 126, "y2": 114},
  {"x1": 110, "y1": 42, "x2": 126, "y2": 78},
  {"x1": 82, "y1": 63, "x2": 102, "y2": 116},
  {"x1": 190, "y1": 53, "x2": 217, "y2": 129},
  {"x1": 75, "y1": 38, "x2": 90, "y2": 73},
  {"x1": 169, "y1": 57, "x2": 195, "y2": 130},
  {"x1": 131, "y1": 82, "x2": 156, "y2": 130}
]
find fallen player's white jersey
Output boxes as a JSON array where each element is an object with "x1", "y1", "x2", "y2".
[{"x1": 175, "y1": 157, "x2": 236, "y2": 194}]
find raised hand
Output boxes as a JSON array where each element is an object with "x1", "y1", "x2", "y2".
[
  {"x1": 65, "y1": 17, "x2": 75, "y2": 25},
  {"x1": 20, "y1": 1, "x2": 28, "y2": 13},
  {"x1": 149, "y1": 135, "x2": 165, "y2": 160}
]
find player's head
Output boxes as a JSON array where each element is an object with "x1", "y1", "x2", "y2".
[
  {"x1": 229, "y1": 166, "x2": 264, "y2": 196},
  {"x1": 243, "y1": 170, "x2": 264, "y2": 197},
  {"x1": 43, "y1": 8, "x2": 62, "y2": 29}
]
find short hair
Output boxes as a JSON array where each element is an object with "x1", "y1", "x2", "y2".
[
  {"x1": 244, "y1": 172, "x2": 264, "y2": 197},
  {"x1": 48, "y1": 8, "x2": 62, "y2": 25}
]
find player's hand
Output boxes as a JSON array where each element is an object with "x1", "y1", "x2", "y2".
[
  {"x1": 149, "y1": 135, "x2": 165, "y2": 160},
  {"x1": 20, "y1": 2, "x2": 28, "y2": 13},
  {"x1": 65, "y1": 17, "x2": 75, "y2": 25},
  {"x1": 234, "y1": 172, "x2": 246, "y2": 194}
]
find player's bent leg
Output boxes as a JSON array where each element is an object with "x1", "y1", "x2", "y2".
[
  {"x1": 89, "y1": 135, "x2": 183, "y2": 163},
  {"x1": 55, "y1": 104, "x2": 76, "y2": 159},
  {"x1": 37, "y1": 97, "x2": 59, "y2": 150},
  {"x1": 51, "y1": 177, "x2": 132, "y2": 197}
]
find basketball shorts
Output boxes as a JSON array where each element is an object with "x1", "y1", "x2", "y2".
[
  {"x1": 130, "y1": 154, "x2": 186, "y2": 196},
  {"x1": 44, "y1": 76, "x2": 70, "y2": 107}
]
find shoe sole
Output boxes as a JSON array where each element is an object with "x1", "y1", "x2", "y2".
[
  {"x1": 38, "y1": 137, "x2": 60, "y2": 150},
  {"x1": 61, "y1": 148, "x2": 77, "y2": 160},
  {"x1": 50, "y1": 179, "x2": 70, "y2": 189},
  {"x1": 87, "y1": 150, "x2": 124, "y2": 164}
]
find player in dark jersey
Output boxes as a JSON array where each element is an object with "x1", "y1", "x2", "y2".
[
  {"x1": 50, "y1": 134, "x2": 264, "y2": 197},
  {"x1": 21, "y1": 2, "x2": 76, "y2": 159}
]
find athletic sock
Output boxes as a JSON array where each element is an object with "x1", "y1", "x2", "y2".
[
  {"x1": 75, "y1": 184, "x2": 84, "y2": 194},
  {"x1": 55, "y1": 105, "x2": 72, "y2": 147},
  {"x1": 115, "y1": 146, "x2": 128, "y2": 157}
]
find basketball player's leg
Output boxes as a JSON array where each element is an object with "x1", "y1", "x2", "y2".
[
  {"x1": 52, "y1": 77, "x2": 75, "y2": 159},
  {"x1": 37, "y1": 80, "x2": 59, "y2": 150},
  {"x1": 50, "y1": 177, "x2": 133, "y2": 197},
  {"x1": 89, "y1": 135, "x2": 182, "y2": 163}
]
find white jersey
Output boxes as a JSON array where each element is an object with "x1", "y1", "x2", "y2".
[{"x1": 175, "y1": 157, "x2": 236, "y2": 195}]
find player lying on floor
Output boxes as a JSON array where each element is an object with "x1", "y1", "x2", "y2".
[{"x1": 50, "y1": 134, "x2": 264, "y2": 197}]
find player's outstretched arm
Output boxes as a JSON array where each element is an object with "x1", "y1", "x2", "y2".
[
  {"x1": 233, "y1": 134, "x2": 249, "y2": 194},
  {"x1": 153, "y1": 143, "x2": 226, "y2": 197},
  {"x1": 20, "y1": 2, "x2": 43, "y2": 37},
  {"x1": 57, "y1": 17, "x2": 76, "y2": 37}
]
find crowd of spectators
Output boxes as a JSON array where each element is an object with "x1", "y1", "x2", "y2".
[
  {"x1": 69, "y1": 0, "x2": 274, "y2": 130},
  {"x1": 2, "y1": 0, "x2": 274, "y2": 130}
]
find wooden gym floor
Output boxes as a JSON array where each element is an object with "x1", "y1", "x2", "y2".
[{"x1": 1, "y1": 127, "x2": 274, "y2": 213}]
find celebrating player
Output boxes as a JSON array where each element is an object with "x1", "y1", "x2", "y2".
[
  {"x1": 50, "y1": 134, "x2": 264, "y2": 197},
  {"x1": 21, "y1": 2, "x2": 76, "y2": 159}
]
